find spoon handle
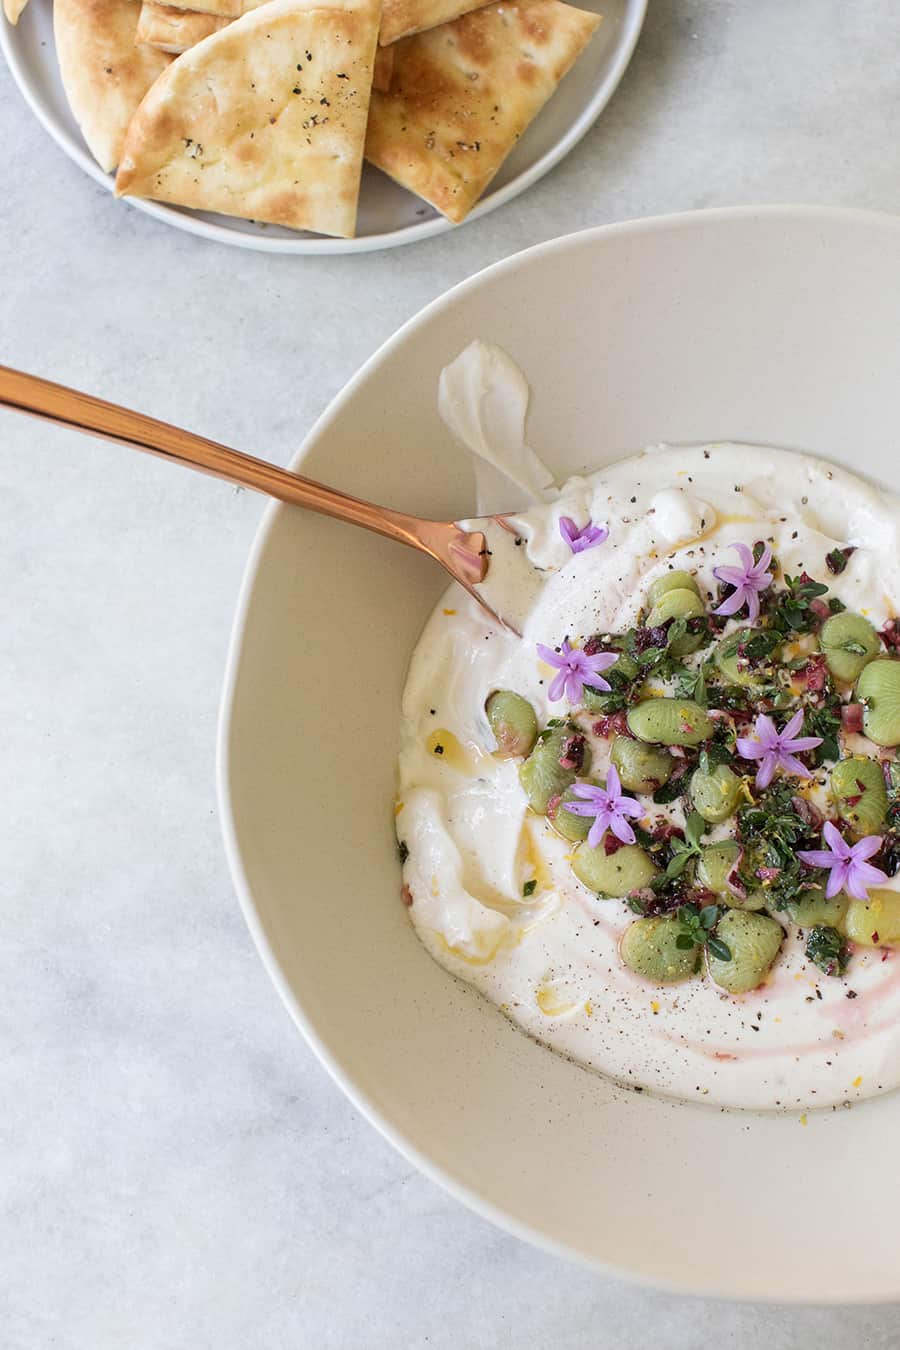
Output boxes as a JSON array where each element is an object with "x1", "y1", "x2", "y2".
[{"x1": 0, "y1": 363, "x2": 430, "y2": 554}]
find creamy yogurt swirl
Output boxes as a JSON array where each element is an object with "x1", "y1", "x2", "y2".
[{"x1": 396, "y1": 342, "x2": 900, "y2": 1111}]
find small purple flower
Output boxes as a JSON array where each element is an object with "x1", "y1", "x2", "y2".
[
  {"x1": 559, "y1": 516, "x2": 609, "y2": 554},
  {"x1": 562, "y1": 765, "x2": 643, "y2": 849},
  {"x1": 798, "y1": 821, "x2": 888, "y2": 900},
  {"x1": 735, "y1": 709, "x2": 823, "y2": 789},
  {"x1": 713, "y1": 541, "x2": 774, "y2": 623},
  {"x1": 537, "y1": 638, "x2": 618, "y2": 704}
]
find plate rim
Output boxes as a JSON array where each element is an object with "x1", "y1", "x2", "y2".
[
  {"x1": 218, "y1": 204, "x2": 900, "y2": 1298},
  {"x1": 0, "y1": 0, "x2": 647, "y2": 254}
]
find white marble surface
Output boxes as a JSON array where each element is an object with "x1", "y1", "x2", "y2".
[{"x1": 4, "y1": 0, "x2": 900, "y2": 1344}]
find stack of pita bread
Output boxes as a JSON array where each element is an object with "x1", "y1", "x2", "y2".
[{"x1": 6, "y1": 0, "x2": 601, "y2": 237}]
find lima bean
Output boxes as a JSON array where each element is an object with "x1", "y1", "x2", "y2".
[
  {"x1": 519, "y1": 726, "x2": 592, "y2": 815},
  {"x1": 714, "y1": 628, "x2": 777, "y2": 687},
  {"x1": 856, "y1": 660, "x2": 900, "y2": 747},
  {"x1": 610, "y1": 736, "x2": 674, "y2": 794},
  {"x1": 571, "y1": 842, "x2": 658, "y2": 897},
  {"x1": 830, "y1": 755, "x2": 887, "y2": 836},
  {"x1": 620, "y1": 916, "x2": 697, "y2": 983},
  {"x1": 646, "y1": 587, "x2": 705, "y2": 628},
  {"x1": 844, "y1": 890, "x2": 900, "y2": 946},
  {"x1": 819, "y1": 611, "x2": 880, "y2": 683},
  {"x1": 646, "y1": 587, "x2": 707, "y2": 656},
  {"x1": 707, "y1": 910, "x2": 784, "y2": 994},
  {"x1": 551, "y1": 781, "x2": 596, "y2": 842},
  {"x1": 485, "y1": 690, "x2": 538, "y2": 758},
  {"x1": 627, "y1": 698, "x2": 714, "y2": 747},
  {"x1": 647, "y1": 570, "x2": 701, "y2": 607},
  {"x1": 696, "y1": 841, "x2": 765, "y2": 909},
  {"x1": 690, "y1": 763, "x2": 743, "y2": 823},
  {"x1": 784, "y1": 890, "x2": 848, "y2": 930}
]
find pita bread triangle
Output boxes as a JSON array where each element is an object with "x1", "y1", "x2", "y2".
[
  {"x1": 116, "y1": 0, "x2": 381, "y2": 237},
  {"x1": 365, "y1": 0, "x2": 600, "y2": 222},
  {"x1": 141, "y1": 0, "x2": 266, "y2": 18},
  {"x1": 378, "y1": 0, "x2": 487, "y2": 46},
  {"x1": 3, "y1": 0, "x2": 31, "y2": 24},
  {"x1": 136, "y1": 2, "x2": 231, "y2": 53},
  {"x1": 54, "y1": 0, "x2": 172, "y2": 173}
]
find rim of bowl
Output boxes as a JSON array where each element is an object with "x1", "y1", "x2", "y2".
[
  {"x1": 217, "y1": 203, "x2": 900, "y2": 1298},
  {"x1": 0, "y1": 0, "x2": 646, "y2": 255}
]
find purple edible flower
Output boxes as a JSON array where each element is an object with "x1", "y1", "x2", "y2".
[
  {"x1": 537, "y1": 638, "x2": 618, "y2": 704},
  {"x1": 713, "y1": 541, "x2": 774, "y2": 623},
  {"x1": 735, "y1": 709, "x2": 823, "y2": 789},
  {"x1": 562, "y1": 765, "x2": 643, "y2": 849},
  {"x1": 798, "y1": 821, "x2": 888, "y2": 900},
  {"x1": 559, "y1": 516, "x2": 609, "y2": 554}
]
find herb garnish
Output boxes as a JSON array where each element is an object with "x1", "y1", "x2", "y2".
[
  {"x1": 664, "y1": 812, "x2": 707, "y2": 879},
  {"x1": 805, "y1": 924, "x2": 850, "y2": 977},
  {"x1": 676, "y1": 902, "x2": 732, "y2": 962},
  {"x1": 825, "y1": 546, "x2": 855, "y2": 575},
  {"x1": 804, "y1": 699, "x2": 841, "y2": 765},
  {"x1": 766, "y1": 573, "x2": 829, "y2": 634}
]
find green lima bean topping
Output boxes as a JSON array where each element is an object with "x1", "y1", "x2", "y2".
[
  {"x1": 620, "y1": 916, "x2": 697, "y2": 983},
  {"x1": 485, "y1": 690, "x2": 538, "y2": 758},
  {"x1": 519, "y1": 726, "x2": 592, "y2": 815},
  {"x1": 856, "y1": 659, "x2": 900, "y2": 747},
  {"x1": 695, "y1": 841, "x2": 765, "y2": 909},
  {"x1": 818, "y1": 611, "x2": 880, "y2": 683},
  {"x1": 646, "y1": 570, "x2": 701, "y2": 607},
  {"x1": 627, "y1": 698, "x2": 714, "y2": 747},
  {"x1": 690, "y1": 763, "x2": 743, "y2": 823},
  {"x1": 830, "y1": 755, "x2": 888, "y2": 836},
  {"x1": 610, "y1": 737, "x2": 674, "y2": 794},
  {"x1": 706, "y1": 911, "x2": 784, "y2": 994},
  {"x1": 571, "y1": 843, "x2": 658, "y2": 897}
]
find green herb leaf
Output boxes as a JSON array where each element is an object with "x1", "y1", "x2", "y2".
[
  {"x1": 825, "y1": 546, "x2": 855, "y2": 575},
  {"x1": 522, "y1": 879, "x2": 536, "y2": 897},
  {"x1": 805, "y1": 924, "x2": 849, "y2": 977},
  {"x1": 685, "y1": 812, "x2": 707, "y2": 848},
  {"x1": 707, "y1": 935, "x2": 732, "y2": 962},
  {"x1": 653, "y1": 778, "x2": 685, "y2": 806},
  {"x1": 804, "y1": 701, "x2": 841, "y2": 765},
  {"x1": 665, "y1": 850, "x2": 692, "y2": 879}
]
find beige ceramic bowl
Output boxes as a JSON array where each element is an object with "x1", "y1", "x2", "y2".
[{"x1": 220, "y1": 207, "x2": 900, "y2": 1301}]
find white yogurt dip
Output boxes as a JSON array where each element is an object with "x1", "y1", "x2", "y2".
[{"x1": 396, "y1": 342, "x2": 900, "y2": 1111}]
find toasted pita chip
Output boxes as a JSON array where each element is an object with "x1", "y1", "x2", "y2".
[
  {"x1": 3, "y1": 0, "x2": 31, "y2": 24},
  {"x1": 136, "y1": 2, "x2": 230, "y2": 51},
  {"x1": 54, "y1": 0, "x2": 172, "y2": 173},
  {"x1": 372, "y1": 40, "x2": 394, "y2": 91},
  {"x1": 379, "y1": 0, "x2": 485, "y2": 45},
  {"x1": 365, "y1": 0, "x2": 600, "y2": 223},
  {"x1": 138, "y1": 0, "x2": 264, "y2": 18},
  {"x1": 116, "y1": 0, "x2": 381, "y2": 237}
]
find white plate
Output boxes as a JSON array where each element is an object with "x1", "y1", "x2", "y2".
[
  {"x1": 0, "y1": 0, "x2": 645, "y2": 253},
  {"x1": 219, "y1": 206, "x2": 900, "y2": 1300}
]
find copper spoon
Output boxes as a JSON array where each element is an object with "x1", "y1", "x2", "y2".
[{"x1": 0, "y1": 364, "x2": 525, "y2": 629}]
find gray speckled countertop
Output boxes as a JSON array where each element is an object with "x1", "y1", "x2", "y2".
[{"x1": 4, "y1": 1, "x2": 900, "y2": 1344}]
